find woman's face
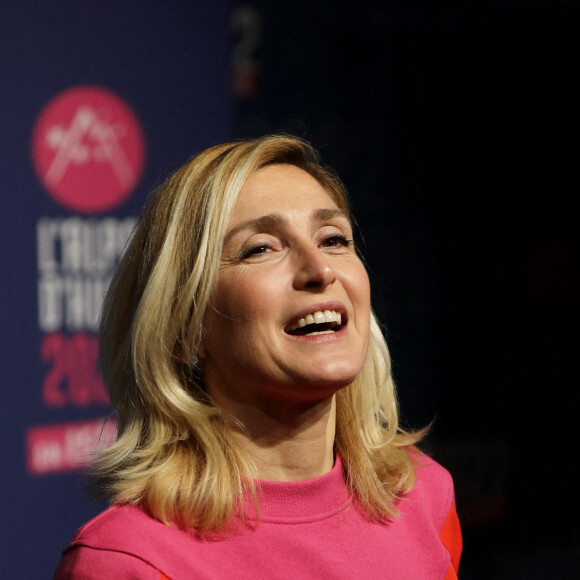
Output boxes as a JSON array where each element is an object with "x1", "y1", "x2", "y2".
[{"x1": 202, "y1": 163, "x2": 371, "y2": 408}]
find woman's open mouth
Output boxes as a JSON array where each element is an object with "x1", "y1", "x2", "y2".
[{"x1": 285, "y1": 309, "x2": 345, "y2": 336}]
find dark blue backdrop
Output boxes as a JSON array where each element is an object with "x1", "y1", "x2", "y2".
[
  {"x1": 2, "y1": 1, "x2": 579, "y2": 578},
  {"x1": 0, "y1": 2, "x2": 229, "y2": 577}
]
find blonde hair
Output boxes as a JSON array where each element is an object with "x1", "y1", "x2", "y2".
[{"x1": 94, "y1": 134, "x2": 422, "y2": 532}]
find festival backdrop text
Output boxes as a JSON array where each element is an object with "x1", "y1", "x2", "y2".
[{"x1": 0, "y1": 3, "x2": 230, "y2": 576}]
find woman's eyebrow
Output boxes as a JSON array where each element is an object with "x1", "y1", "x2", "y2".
[
  {"x1": 224, "y1": 208, "x2": 350, "y2": 244},
  {"x1": 224, "y1": 214, "x2": 285, "y2": 245},
  {"x1": 312, "y1": 208, "x2": 349, "y2": 223}
]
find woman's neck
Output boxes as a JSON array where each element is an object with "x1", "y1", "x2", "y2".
[{"x1": 227, "y1": 395, "x2": 337, "y2": 481}]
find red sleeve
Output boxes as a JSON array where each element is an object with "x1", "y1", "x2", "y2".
[
  {"x1": 439, "y1": 503, "x2": 462, "y2": 580},
  {"x1": 53, "y1": 545, "x2": 162, "y2": 580}
]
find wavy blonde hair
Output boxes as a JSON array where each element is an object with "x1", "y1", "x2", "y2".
[{"x1": 94, "y1": 134, "x2": 422, "y2": 532}]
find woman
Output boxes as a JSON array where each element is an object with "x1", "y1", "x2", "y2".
[{"x1": 55, "y1": 135, "x2": 462, "y2": 579}]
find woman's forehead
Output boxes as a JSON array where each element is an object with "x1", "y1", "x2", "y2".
[{"x1": 231, "y1": 164, "x2": 341, "y2": 221}]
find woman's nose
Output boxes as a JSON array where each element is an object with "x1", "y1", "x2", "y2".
[{"x1": 292, "y1": 243, "x2": 337, "y2": 290}]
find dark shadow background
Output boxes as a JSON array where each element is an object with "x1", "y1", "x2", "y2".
[{"x1": 231, "y1": 1, "x2": 580, "y2": 577}]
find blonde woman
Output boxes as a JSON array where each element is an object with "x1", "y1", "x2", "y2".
[{"x1": 55, "y1": 135, "x2": 462, "y2": 579}]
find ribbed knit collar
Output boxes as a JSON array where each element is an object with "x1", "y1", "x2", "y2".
[{"x1": 243, "y1": 455, "x2": 351, "y2": 523}]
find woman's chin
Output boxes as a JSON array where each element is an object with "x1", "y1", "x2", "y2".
[{"x1": 284, "y1": 366, "x2": 361, "y2": 397}]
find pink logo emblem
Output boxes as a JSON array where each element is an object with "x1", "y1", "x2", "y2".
[{"x1": 32, "y1": 86, "x2": 146, "y2": 213}]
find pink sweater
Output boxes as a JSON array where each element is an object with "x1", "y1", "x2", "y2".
[{"x1": 54, "y1": 455, "x2": 461, "y2": 579}]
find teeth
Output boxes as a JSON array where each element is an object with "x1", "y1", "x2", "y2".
[{"x1": 290, "y1": 310, "x2": 342, "y2": 332}]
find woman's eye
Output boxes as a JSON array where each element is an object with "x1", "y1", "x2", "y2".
[
  {"x1": 322, "y1": 234, "x2": 352, "y2": 249},
  {"x1": 239, "y1": 244, "x2": 271, "y2": 259}
]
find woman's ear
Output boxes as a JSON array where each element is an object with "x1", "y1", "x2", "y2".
[
  {"x1": 190, "y1": 348, "x2": 205, "y2": 367},
  {"x1": 174, "y1": 340, "x2": 205, "y2": 366}
]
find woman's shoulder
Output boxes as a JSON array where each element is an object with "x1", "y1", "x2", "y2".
[
  {"x1": 394, "y1": 450, "x2": 458, "y2": 532},
  {"x1": 413, "y1": 451, "x2": 455, "y2": 500},
  {"x1": 401, "y1": 450, "x2": 462, "y2": 575},
  {"x1": 70, "y1": 504, "x2": 166, "y2": 547},
  {"x1": 54, "y1": 505, "x2": 179, "y2": 579}
]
